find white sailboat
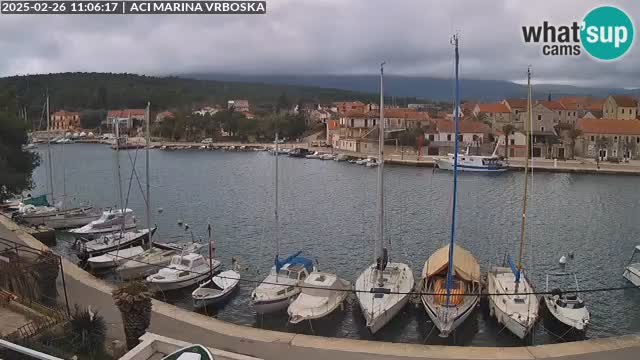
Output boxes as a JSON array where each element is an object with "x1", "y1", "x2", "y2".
[
  {"x1": 421, "y1": 35, "x2": 481, "y2": 338},
  {"x1": 355, "y1": 63, "x2": 414, "y2": 334},
  {"x1": 87, "y1": 246, "x2": 146, "y2": 271},
  {"x1": 288, "y1": 271, "x2": 351, "y2": 324},
  {"x1": 487, "y1": 67, "x2": 539, "y2": 340},
  {"x1": 79, "y1": 228, "x2": 155, "y2": 260},
  {"x1": 146, "y1": 252, "x2": 220, "y2": 292}
]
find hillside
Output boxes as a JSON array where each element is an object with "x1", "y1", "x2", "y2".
[
  {"x1": 0, "y1": 73, "x2": 385, "y2": 117},
  {"x1": 183, "y1": 74, "x2": 640, "y2": 101}
]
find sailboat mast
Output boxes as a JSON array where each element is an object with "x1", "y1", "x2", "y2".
[
  {"x1": 376, "y1": 62, "x2": 385, "y2": 285},
  {"x1": 145, "y1": 102, "x2": 153, "y2": 248},
  {"x1": 517, "y1": 67, "x2": 532, "y2": 270},
  {"x1": 445, "y1": 34, "x2": 460, "y2": 306},
  {"x1": 114, "y1": 120, "x2": 125, "y2": 234},
  {"x1": 46, "y1": 92, "x2": 54, "y2": 205},
  {"x1": 274, "y1": 131, "x2": 280, "y2": 281}
]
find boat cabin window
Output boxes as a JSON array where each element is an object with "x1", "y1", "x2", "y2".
[
  {"x1": 178, "y1": 271, "x2": 190, "y2": 277},
  {"x1": 514, "y1": 297, "x2": 526, "y2": 304},
  {"x1": 286, "y1": 286, "x2": 295, "y2": 293},
  {"x1": 180, "y1": 258, "x2": 191, "y2": 267},
  {"x1": 299, "y1": 272, "x2": 306, "y2": 281},
  {"x1": 106, "y1": 214, "x2": 115, "y2": 220},
  {"x1": 276, "y1": 289, "x2": 286, "y2": 296}
]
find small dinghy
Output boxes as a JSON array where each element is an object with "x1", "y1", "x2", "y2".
[
  {"x1": 192, "y1": 262, "x2": 241, "y2": 309},
  {"x1": 78, "y1": 228, "x2": 155, "y2": 260},
  {"x1": 146, "y1": 253, "x2": 220, "y2": 292},
  {"x1": 87, "y1": 246, "x2": 145, "y2": 270},
  {"x1": 543, "y1": 272, "x2": 590, "y2": 333},
  {"x1": 288, "y1": 271, "x2": 351, "y2": 324},
  {"x1": 161, "y1": 344, "x2": 213, "y2": 360}
]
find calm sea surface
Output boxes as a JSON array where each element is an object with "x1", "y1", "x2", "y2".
[{"x1": 32, "y1": 143, "x2": 640, "y2": 346}]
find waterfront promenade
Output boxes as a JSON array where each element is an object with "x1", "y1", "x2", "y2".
[{"x1": 1, "y1": 216, "x2": 640, "y2": 359}]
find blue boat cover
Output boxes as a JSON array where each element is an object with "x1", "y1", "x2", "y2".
[
  {"x1": 507, "y1": 255, "x2": 521, "y2": 283},
  {"x1": 23, "y1": 194, "x2": 49, "y2": 207},
  {"x1": 274, "y1": 251, "x2": 313, "y2": 273}
]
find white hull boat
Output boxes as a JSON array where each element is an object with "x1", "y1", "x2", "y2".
[
  {"x1": 252, "y1": 253, "x2": 314, "y2": 314},
  {"x1": 420, "y1": 244, "x2": 480, "y2": 337},
  {"x1": 623, "y1": 245, "x2": 640, "y2": 286},
  {"x1": 355, "y1": 262, "x2": 414, "y2": 334},
  {"x1": 288, "y1": 271, "x2": 351, "y2": 324},
  {"x1": 543, "y1": 273, "x2": 589, "y2": 332},
  {"x1": 69, "y1": 208, "x2": 137, "y2": 238},
  {"x1": 87, "y1": 246, "x2": 145, "y2": 270},
  {"x1": 146, "y1": 253, "x2": 221, "y2": 292},
  {"x1": 79, "y1": 228, "x2": 155, "y2": 260},
  {"x1": 192, "y1": 269, "x2": 241, "y2": 308},
  {"x1": 43, "y1": 208, "x2": 102, "y2": 229},
  {"x1": 435, "y1": 143, "x2": 507, "y2": 172},
  {"x1": 116, "y1": 242, "x2": 202, "y2": 280},
  {"x1": 487, "y1": 266, "x2": 539, "y2": 339}
]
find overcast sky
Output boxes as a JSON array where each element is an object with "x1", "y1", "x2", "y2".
[{"x1": 0, "y1": 0, "x2": 638, "y2": 87}]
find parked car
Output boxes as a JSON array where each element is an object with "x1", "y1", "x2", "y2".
[{"x1": 201, "y1": 138, "x2": 213, "y2": 144}]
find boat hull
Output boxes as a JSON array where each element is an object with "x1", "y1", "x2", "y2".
[
  {"x1": 44, "y1": 213, "x2": 102, "y2": 229},
  {"x1": 69, "y1": 223, "x2": 137, "y2": 239},
  {"x1": 117, "y1": 259, "x2": 171, "y2": 280},
  {"x1": 421, "y1": 292, "x2": 478, "y2": 337},
  {"x1": 542, "y1": 296, "x2": 589, "y2": 333},
  {"x1": 487, "y1": 267, "x2": 538, "y2": 339},
  {"x1": 288, "y1": 292, "x2": 349, "y2": 324},
  {"x1": 435, "y1": 158, "x2": 508, "y2": 172},
  {"x1": 148, "y1": 272, "x2": 210, "y2": 292},
  {"x1": 623, "y1": 264, "x2": 640, "y2": 286},
  {"x1": 79, "y1": 228, "x2": 154, "y2": 260},
  {"x1": 253, "y1": 294, "x2": 298, "y2": 314}
]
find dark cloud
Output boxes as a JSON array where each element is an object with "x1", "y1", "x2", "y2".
[{"x1": 0, "y1": 0, "x2": 638, "y2": 87}]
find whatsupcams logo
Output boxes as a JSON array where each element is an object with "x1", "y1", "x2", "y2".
[{"x1": 522, "y1": 5, "x2": 634, "y2": 60}]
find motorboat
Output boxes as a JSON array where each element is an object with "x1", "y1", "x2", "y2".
[
  {"x1": 146, "y1": 253, "x2": 220, "y2": 292},
  {"x1": 287, "y1": 271, "x2": 351, "y2": 324},
  {"x1": 334, "y1": 154, "x2": 349, "y2": 161},
  {"x1": 365, "y1": 159, "x2": 379, "y2": 167},
  {"x1": 623, "y1": 245, "x2": 640, "y2": 286},
  {"x1": 305, "y1": 151, "x2": 321, "y2": 159},
  {"x1": 487, "y1": 265, "x2": 539, "y2": 339},
  {"x1": 116, "y1": 242, "x2": 203, "y2": 280},
  {"x1": 543, "y1": 272, "x2": 590, "y2": 333},
  {"x1": 355, "y1": 158, "x2": 368, "y2": 165},
  {"x1": 42, "y1": 207, "x2": 102, "y2": 229},
  {"x1": 192, "y1": 264, "x2": 241, "y2": 309},
  {"x1": 435, "y1": 143, "x2": 507, "y2": 172},
  {"x1": 68, "y1": 208, "x2": 137, "y2": 238},
  {"x1": 86, "y1": 246, "x2": 145, "y2": 271},
  {"x1": 78, "y1": 228, "x2": 155, "y2": 260},
  {"x1": 288, "y1": 148, "x2": 312, "y2": 158},
  {"x1": 319, "y1": 153, "x2": 335, "y2": 160},
  {"x1": 420, "y1": 244, "x2": 480, "y2": 337},
  {"x1": 252, "y1": 252, "x2": 314, "y2": 314},
  {"x1": 161, "y1": 345, "x2": 213, "y2": 360}
]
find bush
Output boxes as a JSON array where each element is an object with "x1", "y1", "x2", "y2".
[{"x1": 67, "y1": 305, "x2": 107, "y2": 357}]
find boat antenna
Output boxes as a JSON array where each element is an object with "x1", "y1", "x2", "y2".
[
  {"x1": 376, "y1": 61, "x2": 386, "y2": 286},
  {"x1": 445, "y1": 33, "x2": 460, "y2": 307},
  {"x1": 517, "y1": 66, "x2": 532, "y2": 273},
  {"x1": 145, "y1": 102, "x2": 153, "y2": 249}
]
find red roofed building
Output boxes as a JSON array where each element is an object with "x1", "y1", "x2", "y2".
[
  {"x1": 603, "y1": 95, "x2": 638, "y2": 120},
  {"x1": 576, "y1": 118, "x2": 640, "y2": 160},
  {"x1": 50, "y1": 110, "x2": 80, "y2": 131},
  {"x1": 334, "y1": 101, "x2": 365, "y2": 114},
  {"x1": 425, "y1": 118, "x2": 491, "y2": 145},
  {"x1": 107, "y1": 109, "x2": 146, "y2": 129},
  {"x1": 472, "y1": 103, "x2": 513, "y2": 130}
]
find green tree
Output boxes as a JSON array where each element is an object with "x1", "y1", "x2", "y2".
[
  {"x1": 276, "y1": 93, "x2": 291, "y2": 113},
  {"x1": 0, "y1": 90, "x2": 40, "y2": 201},
  {"x1": 502, "y1": 124, "x2": 515, "y2": 158},
  {"x1": 80, "y1": 110, "x2": 106, "y2": 129},
  {"x1": 567, "y1": 127, "x2": 583, "y2": 159}
]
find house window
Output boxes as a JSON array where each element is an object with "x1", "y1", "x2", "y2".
[
  {"x1": 510, "y1": 139, "x2": 515, "y2": 145},
  {"x1": 364, "y1": 119, "x2": 368, "y2": 127},
  {"x1": 373, "y1": 119, "x2": 376, "y2": 127},
  {"x1": 614, "y1": 136, "x2": 618, "y2": 142},
  {"x1": 428, "y1": 134, "x2": 435, "y2": 141},
  {"x1": 637, "y1": 137, "x2": 640, "y2": 144},
  {"x1": 447, "y1": 134, "x2": 452, "y2": 141},
  {"x1": 458, "y1": 134, "x2": 463, "y2": 142},
  {"x1": 515, "y1": 110, "x2": 519, "y2": 114},
  {"x1": 558, "y1": 111, "x2": 561, "y2": 115},
  {"x1": 350, "y1": 119, "x2": 354, "y2": 127},
  {"x1": 541, "y1": 126, "x2": 545, "y2": 132},
  {"x1": 622, "y1": 109, "x2": 625, "y2": 114},
  {"x1": 590, "y1": 136, "x2": 595, "y2": 142},
  {"x1": 537, "y1": 115, "x2": 542, "y2": 121}
]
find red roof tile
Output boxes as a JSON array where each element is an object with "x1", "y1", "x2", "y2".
[
  {"x1": 537, "y1": 100, "x2": 566, "y2": 111},
  {"x1": 342, "y1": 108, "x2": 429, "y2": 120},
  {"x1": 431, "y1": 119, "x2": 491, "y2": 134},
  {"x1": 577, "y1": 118, "x2": 640, "y2": 135},
  {"x1": 585, "y1": 99, "x2": 606, "y2": 111},
  {"x1": 504, "y1": 99, "x2": 528, "y2": 109},
  {"x1": 611, "y1": 95, "x2": 638, "y2": 108},
  {"x1": 51, "y1": 110, "x2": 79, "y2": 117},
  {"x1": 476, "y1": 103, "x2": 511, "y2": 113}
]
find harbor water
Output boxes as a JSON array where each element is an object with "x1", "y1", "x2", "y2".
[{"x1": 32, "y1": 143, "x2": 640, "y2": 346}]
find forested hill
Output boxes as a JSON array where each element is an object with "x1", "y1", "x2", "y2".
[{"x1": 0, "y1": 72, "x2": 382, "y2": 115}]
